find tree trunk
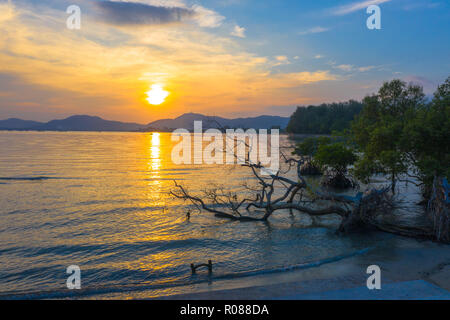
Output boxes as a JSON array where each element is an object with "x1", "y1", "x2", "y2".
[
  {"x1": 427, "y1": 176, "x2": 450, "y2": 243},
  {"x1": 391, "y1": 173, "x2": 396, "y2": 194}
]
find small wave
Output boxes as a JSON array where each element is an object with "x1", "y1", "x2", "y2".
[
  {"x1": 0, "y1": 176, "x2": 77, "y2": 181},
  {"x1": 0, "y1": 247, "x2": 371, "y2": 300},
  {"x1": 89, "y1": 205, "x2": 165, "y2": 216},
  {"x1": 214, "y1": 247, "x2": 372, "y2": 280}
]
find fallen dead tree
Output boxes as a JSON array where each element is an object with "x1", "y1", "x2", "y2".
[{"x1": 171, "y1": 154, "x2": 446, "y2": 242}]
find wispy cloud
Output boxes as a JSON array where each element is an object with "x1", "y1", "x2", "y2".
[
  {"x1": 273, "y1": 55, "x2": 290, "y2": 66},
  {"x1": 253, "y1": 71, "x2": 337, "y2": 88},
  {"x1": 96, "y1": 1, "x2": 195, "y2": 25},
  {"x1": 358, "y1": 66, "x2": 375, "y2": 72},
  {"x1": 333, "y1": 64, "x2": 378, "y2": 72},
  {"x1": 330, "y1": 0, "x2": 390, "y2": 16},
  {"x1": 191, "y1": 4, "x2": 225, "y2": 28},
  {"x1": 335, "y1": 64, "x2": 354, "y2": 72},
  {"x1": 231, "y1": 25, "x2": 246, "y2": 38},
  {"x1": 298, "y1": 26, "x2": 329, "y2": 35},
  {"x1": 96, "y1": 1, "x2": 224, "y2": 27},
  {"x1": 275, "y1": 56, "x2": 288, "y2": 62}
]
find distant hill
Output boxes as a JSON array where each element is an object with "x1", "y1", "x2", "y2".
[
  {"x1": 0, "y1": 113, "x2": 290, "y2": 131},
  {"x1": 0, "y1": 118, "x2": 43, "y2": 130},
  {"x1": 0, "y1": 115, "x2": 143, "y2": 131},
  {"x1": 145, "y1": 113, "x2": 290, "y2": 131},
  {"x1": 34, "y1": 115, "x2": 143, "y2": 131}
]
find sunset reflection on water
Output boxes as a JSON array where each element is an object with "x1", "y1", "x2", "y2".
[{"x1": 0, "y1": 132, "x2": 389, "y2": 299}]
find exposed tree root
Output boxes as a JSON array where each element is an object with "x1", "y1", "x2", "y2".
[
  {"x1": 299, "y1": 161, "x2": 322, "y2": 176},
  {"x1": 321, "y1": 172, "x2": 357, "y2": 189}
]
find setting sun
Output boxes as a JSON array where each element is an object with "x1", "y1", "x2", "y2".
[{"x1": 146, "y1": 84, "x2": 169, "y2": 105}]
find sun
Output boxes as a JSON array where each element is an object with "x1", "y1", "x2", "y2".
[{"x1": 146, "y1": 84, "x2": 169, "y2": 105}]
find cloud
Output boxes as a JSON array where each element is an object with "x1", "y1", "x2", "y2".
[
  {"x1": 231, "y1": 25, "x2": 246, "y2": 38},
  {"x1": 358, "y1": 66, "x2": 375, "y2": 72},
  {"x1": 273, "y1": 55, "x2": 290, "y2": 66},
  {"x1": 298, "y1": 26, "x2": 329, "y2": 35},
  {"x1": 334, "y1": 64, "x2": 378, "y2": 73},
  {"x1": 335, "y1": 64, "x2": 354, "y2": 72},
  {"x1": 314, "y1": 54, "x2": 324, "y2": 59},
  {"x1": 95, "y1": 1, "x2": 224, "y2": 28},
  {"x1": 0, "y1": 1, "x2": 15, "y2": 24},
  {"x1": 259, "y1": 71, "x2": 337, "y2": 88},
  {"x1": 0, "y1": 72, "x2": 122, "y2": 121},
  {"x1": 192, "y1": 5, "x2": 225, "y2": 28},
  {"x1": 275, "y1": 56, "x2": 288, "y2": 62},
  {"x1": 330, "y1": 0, "x2": 390, "y2": 16},
  {"x1": 96, "y1": 1, "x2": 195, "y2": 25},
  {"x1": 0, "y1": 0, "x2": 338, "y2": 121}
]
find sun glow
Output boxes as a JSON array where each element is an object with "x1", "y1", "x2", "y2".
[{"x1": 146, "y1": 84, "x2": 169, "y2": 105}]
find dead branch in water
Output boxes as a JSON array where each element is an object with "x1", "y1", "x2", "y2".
[
  {"x1": 171, "y1": 152, "x2": 447, "y2": 242},
  {"x1": 170, "y1": 121, "x2": 447, "y2": 242}
]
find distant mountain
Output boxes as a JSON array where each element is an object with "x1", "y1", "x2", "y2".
[
  {"x1": 0, "y1": 118, "x2": 43, "y2": 130},
  {"x1": 0, "y1": 113, "x2": 290, "y2": 132},
  {"x1": 33, "y1": 115, "x2": 144, "y2": 131},
  {"x1": 145, "y1": 113, "x2": 290, "y2": 131}
]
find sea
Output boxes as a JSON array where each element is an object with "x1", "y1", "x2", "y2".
[{"x1": 0, "y1": 131, "x2": 421, "y2": 299}]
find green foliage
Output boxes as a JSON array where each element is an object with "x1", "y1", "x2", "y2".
[
  {"x1": 404, "y1": 77, "x2": 450, "y2": 196},
  {"x1": 289, "y1": 77, "x2": 449, "y2": 198},
  {"x1": 350, "y1": 79, "x2": 426, "y2": 193},
  {"x1": 287, "y1": 100, "x2": 363, "y2": 134},
  {"x1": 315, "y1": 142, "x2": 357, "y2": 176},
  {"x1": 293, "y1": 136, "x2": 331, "y2": 158}
]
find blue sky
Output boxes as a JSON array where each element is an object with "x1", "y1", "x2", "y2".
[
  {"x1": 0, "y1": 0, "x2": 449, "y2": 122},
  {"x1": 214, "y1": 0, "x2": 449, "y2": 84}
]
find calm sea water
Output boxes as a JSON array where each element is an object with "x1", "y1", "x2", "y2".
[{"x1": 0, "y1": 131, "x2": 394, "y2": 299}]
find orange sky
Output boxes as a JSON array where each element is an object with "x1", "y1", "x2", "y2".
[
  {"x1": 0, "y1": 1, "x2": 341, "y2": 122},
  {"x1": 1, "y1": 0, "x2": 446, "y2": 123}
]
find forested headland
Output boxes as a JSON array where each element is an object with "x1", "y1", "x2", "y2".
[{"x1": 286, "y1": 100, "x2": 363, "y2": 134}]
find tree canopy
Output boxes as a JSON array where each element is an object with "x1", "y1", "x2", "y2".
[
  {"x1": 287, "y1": 100, "x2": 363, "y2": 134},
  {"x1": 403, "y1": 77, "x2": 450, "y2": 196},
  {"x1": 351, "y1": 79, "x2": 426, "y2": 193}
]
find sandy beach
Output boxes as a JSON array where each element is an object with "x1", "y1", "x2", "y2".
[{"x1": 143, "y1": 235, "x2": 450, "y2": 300}]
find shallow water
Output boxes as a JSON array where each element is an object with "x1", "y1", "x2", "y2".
[{"x1": 0, "y1": 131, "x2": 411, "y2": 299}]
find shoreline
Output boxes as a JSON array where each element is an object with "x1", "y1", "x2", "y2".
[
  {"x1": 86, "y1": 234, "x2": 450, "y2": 300},
  {"x1": 154, "y1": 236, "x2": 450, "y2": 300}
]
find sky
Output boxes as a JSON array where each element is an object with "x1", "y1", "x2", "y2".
[{"x1": 0, "y1": 0, "x2": 449, "y2": 123}]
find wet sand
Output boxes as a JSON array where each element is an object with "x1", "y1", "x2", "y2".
[{"x1": 150, "y1": 236, "x2": 450, "y2": 300}]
